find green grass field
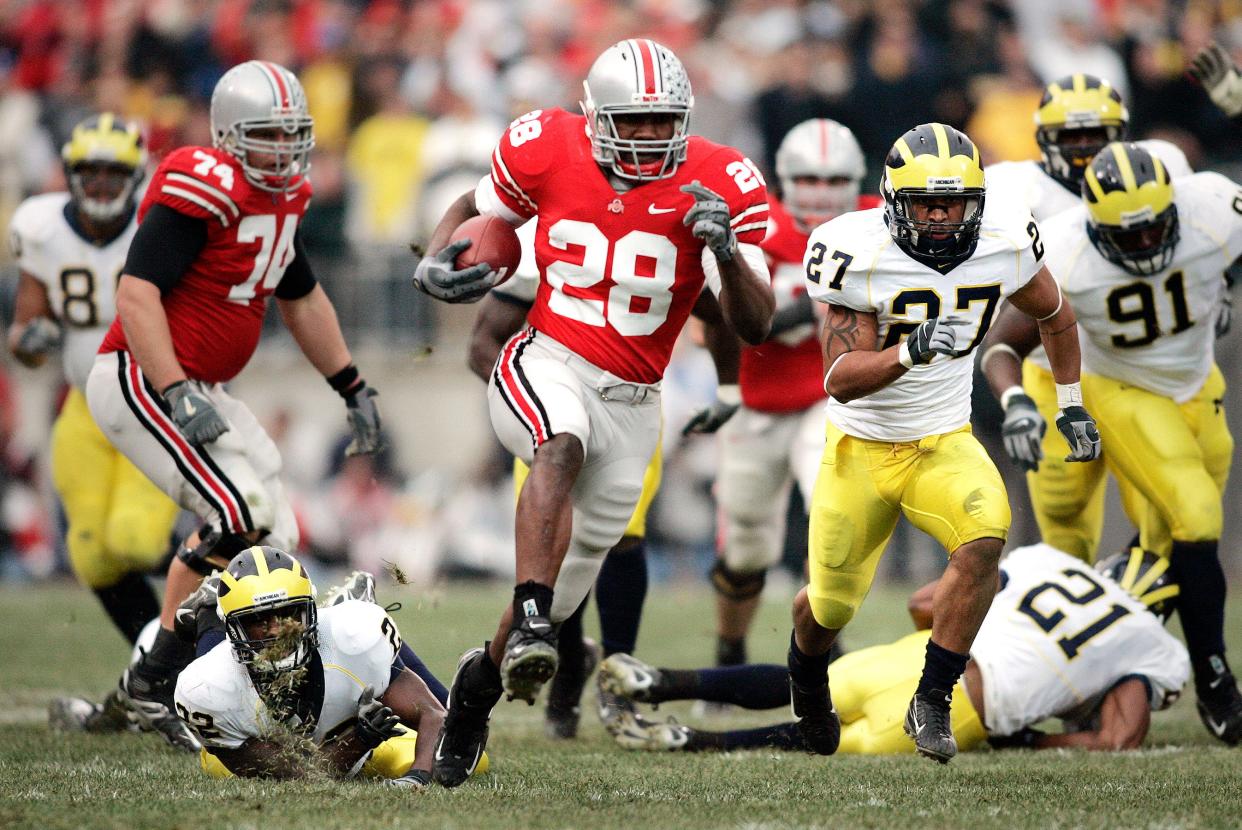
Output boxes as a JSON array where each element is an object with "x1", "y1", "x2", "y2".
[{"x1": 1, "y1": 577, "x2": 1239, "y2": 830}]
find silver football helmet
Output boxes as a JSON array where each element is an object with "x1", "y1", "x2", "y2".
[
  {"x1": 581, "y1": 39, "x2": 694, "y2": 182},
  {"x1": 210, "y1": 60, "x2": 314, "y2": 193},
  {"x1": 775, "y1": 119, "x2": 866, "y2": 232}
]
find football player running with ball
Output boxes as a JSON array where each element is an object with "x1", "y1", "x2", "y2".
[
  {"x1": 792, "y1": 123, "x2": 1099, "y2": 764},
  {"x1": 981, "y1": 143, "x2": 1242, "y2": 745},
  {"x1": 8, "y1": 115, "x2": 180, "y2": 661},
  {"x1": 86, "y1": 61, "x2": 382, "y2": 750},
  {"x1": 411, "y1": 39, "x2": 775, "y2": 786}
]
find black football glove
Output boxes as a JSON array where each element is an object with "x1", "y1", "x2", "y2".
[
  {"x1": 385, "y1": 768, "x2": 433, "y2": 790},
  {"x1": 163, "y1": 381, "x2": 230, "y2": 445},
  {"x1": 903, "y1": 317, "x2": 969, "y2": 366},
  {"x1": 1001, "y1": 392, "x2": 1045, "y2": 472},
  {"x1": 345, "y1": 385, "x2": 383, "y2": 457},
  {"x1": 354, "y1": 686, "x2": 402, "y2": 749},
  {"x1": 412, "y1": 238, "x2": 494, "y2": 304},
  {"x1": 1056, "y1": 406, "x2": 1101, "y2": 463},
  {"x1": 682, "y1": 398, "x2": 740, "y2": 435}
]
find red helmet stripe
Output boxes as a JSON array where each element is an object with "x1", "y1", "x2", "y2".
[
  {"x1": 260, "y1": 61, "x2": 291, "y2": 108},
  {"x1": 636, "y1": 40, "x2": 656, "y2": 95},
  {"x1": 819, "y1": 119, "x2": 830, "y2": 165}
]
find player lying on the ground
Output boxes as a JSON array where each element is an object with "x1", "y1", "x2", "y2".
[
  {"x1": 169, "y1": 548, "x2": 466, "y2": 788},
  {"x1": 597, "y1": 544, "x2": 1188, "y2": 754}
]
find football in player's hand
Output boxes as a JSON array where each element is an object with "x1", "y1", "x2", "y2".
[{"x1": 448, "y1": 215, "x2": 521, "y2": 287}]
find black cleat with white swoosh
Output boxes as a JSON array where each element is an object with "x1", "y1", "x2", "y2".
[
  {"x1": 500, "y1": 614, "x2": 559, "y2": 704},
  {"x1": 1197, "y1": 673, "x2": 1242, "y2": 746},
  {"x1": 904, "y1": 689, "x2": 957, "y2": 763},
  {"x1": 432, "y1": 648, "x2": 499, "y2": 788},
  {"x1": 790, "y1": 677, "x2": 840, "y2": 755}
]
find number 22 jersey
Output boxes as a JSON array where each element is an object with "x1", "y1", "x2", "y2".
[
  {"x1": 479, "y1": 108, "x2": 770, "y2": 384},
  {"x1": 99, "y1": 145, "x2": 312, "y2": 384}
]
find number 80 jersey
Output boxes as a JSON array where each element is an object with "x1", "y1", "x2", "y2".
[
  {"x1": 804, "y1": 201, "x2": 1044, "y2": 441},
  {"x1": 99, "y1": 146, "x2": 312, "y2": 385}
]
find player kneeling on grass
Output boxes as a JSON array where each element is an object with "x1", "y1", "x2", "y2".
[
  {"x1": 173, "y1": 547, "x2": 467, "y2": 788},
  {"x1": 598, "y1": 545, "x2": 1188, "y2": 754}
]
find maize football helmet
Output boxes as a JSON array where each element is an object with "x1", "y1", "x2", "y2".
[
  {"x1": 1083, "y1": 142, "x2": 1178, "y2": 277},
  {"x1": 211, "y1": 60, "x2": 314, "y2": 193},
  {"x1": 882, "y1": 123, "x2": 986, "y2": 265},
  {"x1": 217, "y1": 546, "x2": 318, "y2": 676},
  {"x1": 61, "y1": 113, "x2": 146, "y2": 224},
  {"x1": 1096, "y1": 547, "x2": 1179, "y2": 621},
  {"x1": 775, "y1": 118, "x2": 866, "y2": 233},
  {"x1": 581, "y1": 39, "x2": 693, "y2": 182},
  {"x1": 1035, "y1": 73, "x2": 1129, "y2": 192}
]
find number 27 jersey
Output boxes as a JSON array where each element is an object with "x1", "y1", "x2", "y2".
[
  {"x1": 483, "y1": 108, "x2": 770, "y2": 384},
  {"x1": 804, "y1": 202, "x2": 1044, "y2": 441}
]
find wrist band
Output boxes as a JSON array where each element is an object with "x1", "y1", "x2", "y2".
[
  {"x1": 1000, "y1": 385, "x2": 1026, "y2": 411},
  {"x1": 327, "y1": 364, "x2": 364, "y2": 398},
  {"x1": 716, "y1": 384, "x2": 741, "y2": 405},
  {"x1": 1056, "y1": 382, "x2": 1083, "y2": 409},
  {"x1": 980, "y1": 343, "x2": 1020, "y2": 372},
  {"x1": 898, "y1": 341, "x2": 915, "y2": 369}
]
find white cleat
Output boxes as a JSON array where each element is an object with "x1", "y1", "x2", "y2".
[
  {"x1": 323, "y1": 570, "x2": 378, "y2": 606},
  {"x1": 610, "y1": 709, "x2": 692, "y2": 752},
  {"x1": 598, "y1": 653, "x2": 663, "y2": 701}
]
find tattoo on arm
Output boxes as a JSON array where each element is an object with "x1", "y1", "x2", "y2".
[{"x1": 825, "y1": 307, "x2": 860, "y2": 355}]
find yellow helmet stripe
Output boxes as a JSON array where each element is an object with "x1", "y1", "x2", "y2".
[
  {"x1": 1120, "y1": 548, "x2": 1144, "y2": 593},
  {"x1": 1140, "y1": 585, "x2": 1180, "y2": 608},
  {"x1": 251, "y1": 546, "x2": 269, "y2": 577},
  {"x1": 1111, "y1": 144, "x2": 1138, "y2": 192},
  {"x1": 930, "y1": 122, "x2": 950, "y2": 159},
  {"x1": 894, "y1": 137, "x2": 916, "y2": 165},
  {"x1": 1129, "y1": 551, "x2": 1171, "y2": 596}
]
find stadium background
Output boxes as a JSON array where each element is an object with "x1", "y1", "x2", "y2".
[{"x1": 0, "y1": 0, "x2": 1240, "y2": 591}]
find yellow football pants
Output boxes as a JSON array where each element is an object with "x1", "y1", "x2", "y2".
[
  {"x1": 51, "y1": 388, "x2": 180, "y2": 588},
  {"x1": 807, "y1": 422, "x2": 1009, "y2": 630},
  {"x1": 1023, "y1": 362, "x2": 1162, "y2": 560},
  {"x1": 200, "y1": 727, "x2": 490, "y2": 779},
  {"x1": 1082, "y1": 366, "x2": 1232, "y2": 544},
  {"x1": 834, "y1": 630, "x2": 986, "y2": 754},
  {"x1": 514, "y1": 432, "x2": 663, "y2": 539}
]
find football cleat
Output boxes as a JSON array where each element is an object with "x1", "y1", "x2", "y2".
[
  {"x1": 323, "y1": 570, "x2": 378, "y2": 607},
  {"x1": 790, "y1": 677, "x2": 839, "y2": 755},
  {"x1": 545, "y1": 638, "x2": 601, "y2": 740},
  {"x1": 48, "y1": 696, "x2": 122, "y2": 733},
  {"x1": 118, "y1": 666, "x2": 201, "y2": 752},
  {"x1": 611, "y1": 710, "x2": 693, "y2": 752},
  {"x1": 1196, "y1": 675, "x2": 1242, "y2": 746},
  {"x1": 596, "y1": 675, "x2": 660, "y2": 737},
  {"x1": 499, "y1": 615, "x2": 558, "y2": 704},
  {"x1": 173, "y1": 572, "x2": 221, "y2": 644},
  {"x1": 904, "y1": 690, "x2": 957, "y2": 763},
  {"x1": 432, "y1": 648, "x2": 497, "y2": 788},
  {"x1": 598, "y1": 653, "x2": 665, "y2": 702}
]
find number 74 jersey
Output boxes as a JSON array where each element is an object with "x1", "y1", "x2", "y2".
[{"x1": 804, "y1": 202, "x2": 1044, "y2": 441}]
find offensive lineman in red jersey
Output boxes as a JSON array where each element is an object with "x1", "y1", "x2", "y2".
[
  {"x1": 410, "y1": 39, "x2": 775, "y2": 786},
  {"x1": 684, "y1": 119, "x2": 879, "y2": 675},
  {"x1": 85, "y1": 61, "x2": 382, "y2": 750}
]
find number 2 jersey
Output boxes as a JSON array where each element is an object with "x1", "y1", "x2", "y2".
[
  {"x1": 1041, "y1": 172, "x2": 1242, "y2": 401},
  {"x1": 99, "y1": 145, "x2": 312, "y2": 384},
  {"x1": 477, "y1": 108, "x2": 770, "y2": 384},
  {"x1": 9, "y1": 193, "x2": 136, "y2": 389},
  {"x1": 173, "y1": 600, "x2": 400, "y2": 750},
  {"x1": 971, "y1": 544, "x2": 1189, "y2": 736},
  {"x1": 805, "y1": 199, "x2": 1044, "y2": 441}
]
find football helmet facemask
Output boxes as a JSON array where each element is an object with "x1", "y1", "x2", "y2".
[
  {"x1": 1096, "y1": 547, "x2": 1179, "y2": 622},
  {"x1": 1083, "y1": 142, "x2": 1178, "y2": 277},
  {"x1": 217, "y1": 546, "x2": 318, "y2": 677},
  {"x1": 61, "y1": 113, "x2": 146, "y2": 224},
  {"x1": 1035, "y1": 73, "x2": 1129, "y2": 192},
  {"x1": 581, "y1": 39, "x2": 693, "y2": 182},
  {"x1": 211, "y1": 60, "x2": 314, "y2": 193},
  {"x1": 882, "y1": 123, "x2": 986, "y2": 265},
  {"x1": 775, "y1": 118, "x2": 866, "y2": 233}
]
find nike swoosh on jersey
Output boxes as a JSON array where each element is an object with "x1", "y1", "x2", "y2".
[{"x1": 648, "y1": 205, "x2": 676, "y2": 214}]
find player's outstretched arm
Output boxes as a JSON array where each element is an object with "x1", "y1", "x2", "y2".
[
  {"x1": 467, "y1": 292, "x2": 530, "y2": 382},
  {"x1": 979, "y1": 302, "x2": 1046, "y2": 472},
  {"x1": 381, "y1": 667, "x2": 448, "y2": 784},
  {"x1": 6, "y1": 273, "x2": 58, "y2": 368},
  {"x1": 683, "y1": 299, "x2": 741, "y2": 435},
  {"x1": 211, "y1": 738, "x2": 315, "y2": 779},
  {"x1": 1189, "y1": 41, "x2": 1242, "y2": 117},
  {"x1": 1028, "y1": 677, "x2": 1151, "y2": 751}
]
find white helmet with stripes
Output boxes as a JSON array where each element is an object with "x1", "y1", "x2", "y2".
[
  {"x1": 775, "y1": 118, "x2": 866, "y2": 232},
  {"x1": 580, "y1": 39, "x2": 694, "y2": 182},
  {"x1": 210, "y1": 60, "x2": 314, "y2": 193}
]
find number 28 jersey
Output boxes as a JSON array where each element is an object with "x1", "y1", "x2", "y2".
[
  {"x1": 971, "y1": 544, "x2": 1189, "y2": 736},
  {"x1": 804, "y1": 201, "x2": 1044, "y2": 441},
  {"x1": 99, "y1": 146, "x2": 312, "y2": 384},
  {"x1": 480, "y1": 108, "x2": 770, "y2": 384}
]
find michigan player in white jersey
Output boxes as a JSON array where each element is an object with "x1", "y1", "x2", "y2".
[
  {"x1": 174, "y1": 547, "x2": 465, "y2": 787},
  {"x1": 7, "y1": 114, "x2": 180, "y2": 645},
  {"x1": 984, "y1": 74, "x2": 1195, "y2": 562},
  {"x1": 789, "y1": 122, "x2": 1099, "y2": 764},
  {"x1": 981, "y1": 143, "x2": 1242, "y2": 745},
  {"x1": 598, "y1": 545, "x2": 1188, "y2": 755}
]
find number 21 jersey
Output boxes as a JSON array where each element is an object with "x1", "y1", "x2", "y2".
[{"x1": 99, "y1": 145, "x2": 312, "y2": 384}]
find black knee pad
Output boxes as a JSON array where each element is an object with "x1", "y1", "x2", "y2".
[
  {"x1": 176, "y1": 526, "x2": 255, "y2": 576},
  {"x1": 710, "y1": 561, "x2": 766, "y2": 601}
]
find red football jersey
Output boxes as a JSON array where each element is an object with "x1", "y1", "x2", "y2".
[
  {"x1": 488, "y1": 109, "x2": 769, "y2": 384},
  {"x1": 740, "y1": 194, "x2": 882, "y2": 413},
  {"x1": 100, "y1": 145, "x2": 312, "y2": 384}
]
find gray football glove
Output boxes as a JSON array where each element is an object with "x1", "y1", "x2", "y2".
[
  {"x1": 412, "y1": 238, "x2": 494, "y2": 304},
  {"x1": 15, "y1": 316, "x2": 61, "y2": 357},
  {"x1": 163, "y1": 381, "x2": 230, "y2": 445},
  {"x1": 354, "y1": 686, "x2": 402, "y2": 749},
  {"x1": 385, "y1": 768, "x2": 432, "y2": 790},
  {"x1": 681, "y1": 180, "x2": 737, "y2": 260},
  {"x1": 904, "y1": 317, "x2": 969, "y2": 366},
  {"x1": 1001, "y1": 393, "x2": 1045, "y2": 472},
  {"x1": 1056, "y1": 406, "x2": 1102, "y2": 463},
  {"x1": 682, "y1": 399, "x2": 740, "y2": 435},
  {"x1": 344, "y1": 385, "x2": 383, "y2": 457},
  {"x1": 1189, "y1": 42, "x2": 1242, "y2": 117}
]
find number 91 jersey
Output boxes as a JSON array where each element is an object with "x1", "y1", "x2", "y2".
[
  {"x1": 971, "y1": 544, "x2": 1189, "y2": 737},
  {"x1": 480, "y1": 108, "x2": 770, "y2": 384},
  {"x1": 98, "y1": 145, "x2": 312, "y2": 385},
  {"x1": 804, "y1": 201, "x2": 1044, "y2": 441},
  {"x1": 9, "y1": 192, "x2": 136, "y2": 389}
]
